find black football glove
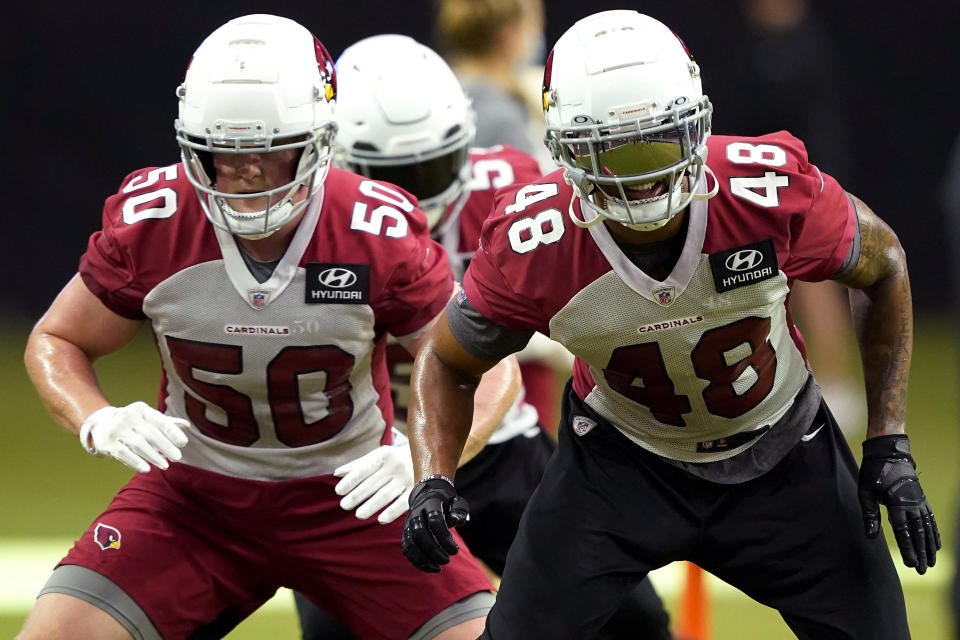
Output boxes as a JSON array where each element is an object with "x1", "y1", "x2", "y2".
[
  {"x1": 401, "y1": 475, "x2": 470, "y2": 573},
  {"x1": 858, "y1": 434, "x2": 940, "y2": 574}
]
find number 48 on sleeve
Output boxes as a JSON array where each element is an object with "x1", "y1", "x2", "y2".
[{"x1": 726, "y1": 142, "x2": 789, "y2": 208}]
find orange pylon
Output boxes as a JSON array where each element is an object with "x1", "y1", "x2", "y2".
[{"x1": 675, "y1": 562, "x2": 710, "y2": 640}]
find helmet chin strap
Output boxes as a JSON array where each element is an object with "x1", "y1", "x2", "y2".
[
  {"x1": 567, "y1": 194, "x2": 606, "y2": 229},
  {"x1": 235, "y1": 229, "x2": 278, "y2": 240},
  {"x1": 564, "y1": 170, "x2": 606, "y2": 229},
  {"x1": 622, "y1": 216, "x2": 674, "y2": 232},
  {"x1": 215, "y1": 195, "x2": 291, "y2": 239},
  {"x1": 692, "y1": 164, "x2": 719, "y2": 201}
]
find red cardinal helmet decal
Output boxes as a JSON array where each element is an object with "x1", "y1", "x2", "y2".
[
  {"x1": 541, "y1": 49, "x2": 555, "y2": 111},
  {"x1": 313, "y1": 36, "x2": 337, "y2": 102}
]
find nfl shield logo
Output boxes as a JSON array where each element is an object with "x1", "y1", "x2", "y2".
[
  {"x1": 572, "y1": 415, "x2": 597, "y2": 436},
  {"x1": 250, "y1": 291, "x2": 267, "y2": 308},
  {"x1": 652, "y1": 286, "x2": 675, "y2": 306}
]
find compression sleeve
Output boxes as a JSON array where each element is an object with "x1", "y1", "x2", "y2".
[{"x1": 446, "y1": 293, "x2": 535, "y2": 362}]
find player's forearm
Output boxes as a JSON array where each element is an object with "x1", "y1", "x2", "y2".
[
  {"x1": 408, "y1": 346, "x2": 478, "y2": 480},
  {"x1": 24, "y1": 331, "x2": 111, "y2": 435},
  {"x1": 834, "y1": 195, "x2": 913, "y2": 439},
  {"x1": 458, "y1": 355, "x2": 522, "y2": 466},
  {"x1": 849, "y1": 264, "x2": 912, "y2": 439}
]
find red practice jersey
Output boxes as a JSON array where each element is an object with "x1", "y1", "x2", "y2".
[
  {"x1": 80, "y1": 165, "x2": 453, "y2": 480},
  {"x1": 461, "y1": 132, "x2": 857, "y2": 462}
]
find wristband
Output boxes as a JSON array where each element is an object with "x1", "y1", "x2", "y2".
[
  {"x1": 421, "y1": 473, "x2": 455, "y2": 487},
  {"x1": 862, "y1": 434, "x2": 912, "y2": 460}
]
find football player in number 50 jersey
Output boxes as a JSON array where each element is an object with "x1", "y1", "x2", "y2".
[
  {"x1": 401, "y1": 10, "x2": 940, "y2": 640},
  {"x1": 19, "y1": 15, "x2": 501, "y2": 640}
]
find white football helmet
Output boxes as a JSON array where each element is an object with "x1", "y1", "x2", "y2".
[
  {"x1": 542, "y1": 10, "x2": 715, "y2": 230},
  {"x1": 175, "y1": 14, "x2": 338, "y2": 239},
  {"x1": 334, "y1": 34, "x2": 476, "y2": 232}
]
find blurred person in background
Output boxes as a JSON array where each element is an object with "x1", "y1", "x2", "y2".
[
  {"x1": 292, "y1": 34, "x2": 673, "y2": 640},
  {"x1": 401, "y1": 9, "x2": 939, "y2": 639},
  {"x1": 434, "y1": 0, "x2": 571, "y2": 432},
  {"x1": 434, "y1": 0, "x2": 547, "y2": 164},
  {"x1": 16, "y1": 14, "x2": 503, "y2": 640},
  {"x1": 710, "y1": 0, "x2": 866, "y2": 433}
]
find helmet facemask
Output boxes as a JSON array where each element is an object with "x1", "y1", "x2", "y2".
[
  {"x1": 541, "y1": 10, "x2": 718, "y2": 230},
  {"x1": 178, "y1": 126, "x2": 336, "y2": 239},
  {"x1": 549, "y1": 96, "x2": 712, "y2": 230}
]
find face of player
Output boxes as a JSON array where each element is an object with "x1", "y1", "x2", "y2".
[
  {"x1": 574, "y1": 127, "x2": 689, "y2": 204},
  {"x1": 211, "y1": 148, "x2": 307, "y2": 214}
]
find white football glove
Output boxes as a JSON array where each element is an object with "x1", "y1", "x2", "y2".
[
  {"x1": 79, "y1": 401, "x2": 190, "y2": 473},
  {"x1": 334, "y1": 430, "x2": 414, "y2": 524}
]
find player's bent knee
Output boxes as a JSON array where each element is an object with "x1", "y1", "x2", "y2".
[
  {"x1": 16, "y1": 593, "x2": 134, "y2": 640},
  {"x1": 430, "y1": 615, "x2": 487, "y2": 640},
  {"x1": 411, "y1": 590, "x2": 495, "y2": 640}
]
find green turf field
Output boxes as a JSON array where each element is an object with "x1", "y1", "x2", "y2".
[{"x1": 1, "y1": 315, "x2": 957, "y2": 639}]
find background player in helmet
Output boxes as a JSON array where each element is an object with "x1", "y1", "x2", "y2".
[
  {"x1": 291, "y1": 34, "x2": 673, "y2": 640},
  {"x1": 17, "y1": 14, "x2": 505, "y2": 640},
  {"x1": 400, "y1": 9, "x2": 939, "y2": 640}
]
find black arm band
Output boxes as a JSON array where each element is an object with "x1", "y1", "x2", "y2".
[{"x1": 445, "y1": 295, "x2": 535, "y2": 361}]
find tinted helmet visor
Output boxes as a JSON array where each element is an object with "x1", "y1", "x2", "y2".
[
  {"x1": 569, "y1": 114, "x2": 700, "y2": 183},
  {"x1": 350, "y1": 146, "x2": 469, "y2": 200}
]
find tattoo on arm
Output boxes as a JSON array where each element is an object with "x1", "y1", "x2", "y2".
[{"x1": 834, "y1": 194, "x2": 911, "y2": 437}]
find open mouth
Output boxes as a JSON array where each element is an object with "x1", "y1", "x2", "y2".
[
  {"x1": 622, "y1": 179, "x2": 667, "y2": 201},
  {"x1": 599, "y1": 178, "x2": 668, "y2": 203},
  {"x1": 597, "y1": 164, "x2": 670, "y2": 202}
]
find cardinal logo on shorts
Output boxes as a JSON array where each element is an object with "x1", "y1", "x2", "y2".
[{"x1": 94, "y1": 522, "x2": 122, "y2": 551}]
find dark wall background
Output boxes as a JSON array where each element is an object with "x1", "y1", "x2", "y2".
[{"x1": 4, "y1": 1, "x2": 959, "y2": 322}]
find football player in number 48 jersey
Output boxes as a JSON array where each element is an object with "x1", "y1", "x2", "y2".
[
  {"x1": 19, "y1": 14, "x2": 508, "y2": 640},
  {"x1": 401, "y1": 10, "x2": 940, "y2": 640},
  {"x1": 290, "y1": 34, "x2": 673, "y2": 640}
]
